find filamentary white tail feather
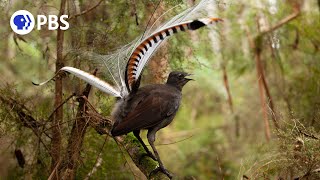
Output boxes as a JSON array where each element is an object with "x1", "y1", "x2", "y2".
[{"x1": 33, "y1": 67, "x2": 121, "y2": 98}]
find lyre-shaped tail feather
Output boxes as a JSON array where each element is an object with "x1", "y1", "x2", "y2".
[
  {"x1": 33, "y1": 67, "x2": 122, "y2": 97},
  {"x1": 125, "y1": 17, "x2": 223, "y2": 91}
]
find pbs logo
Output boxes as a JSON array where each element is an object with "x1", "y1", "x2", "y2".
[
  {"x1": 10, "y1": 10, "x2": 35, "y2": 35},
  {"x1": 10, "y1": 10, "x2": 69, "y2": 35}
]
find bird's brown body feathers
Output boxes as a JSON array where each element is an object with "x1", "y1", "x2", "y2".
[{"x1": 111, "y1": 84, "x2": 181, "y2": 136}]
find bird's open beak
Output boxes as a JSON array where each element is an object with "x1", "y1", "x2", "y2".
[{"x1": 184, "y1": 73, "x2": 194, "y2": 81}]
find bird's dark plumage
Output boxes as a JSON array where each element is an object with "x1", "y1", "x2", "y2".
[
  {"x1": 111, "y1": 71, "x2": 191, "y2": 136},
  {"x1": 111, "y1": 84, "x2": 181, "y2": 136},
  {"x1": 111, "y1": 71, "x2": 192, "y2": 178}
]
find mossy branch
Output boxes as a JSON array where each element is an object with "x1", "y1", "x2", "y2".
[{"x1": 87, "y1": 113, "x2": 170, "y2": 179}]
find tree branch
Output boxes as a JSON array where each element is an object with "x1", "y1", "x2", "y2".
[
  {"x1": 0, "y1": 95, "x2": 52, "y2": 158},
  {"x1": 245, "y1": 28, "x2": 271, "y2": 141},
  {"x1": 60, "y1": 69, "x2": 97, "y2": 179},
  {"x1": 86, "y1": 113, "x2": 170, "y2": 179},
  {"x1": 261, "y1": 10, "x2": 300, "y2": 35}
]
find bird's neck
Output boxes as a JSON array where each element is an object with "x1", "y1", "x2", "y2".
[{"x1": 166, "y1": 82, "x2": 182, "y2": 91}]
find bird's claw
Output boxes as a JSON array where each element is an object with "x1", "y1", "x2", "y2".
[
  {"x1": 149, "y1": 166, "x2": 173, "y2": 179},
  {"x1": 139, "y1": 152, "x2": 157, "y2": 164}
]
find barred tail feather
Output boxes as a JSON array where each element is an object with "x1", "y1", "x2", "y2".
[
  {"x1": 125, "y1": 17, "x2": 222, "y2": 91},
  {"x1": 33, "y1": 67, "x2": 122, "y2": 97}
]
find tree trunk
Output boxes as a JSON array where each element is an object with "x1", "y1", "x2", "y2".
[{"x1": 51, "y1": 0, "x2": 67, "y2": 178}]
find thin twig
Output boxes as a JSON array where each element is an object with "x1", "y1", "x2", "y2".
[
  {"x1": 48, "y1": 93, "x2": 75, "y2": 120},
  {"x1": 68, "y1": 0, "x2": 104, "y2": 20},
  {"x1": 78, "y1": 95, "x2": 100, "y2": 114},
  {"x1": 84, "y1": 136, "x2": 108, "y2": 180},
  {"x1": 149, "y1": 135, "x2": 194, "y2": 146},
  {"x1": 141, "y1": 0, "x2": 162, "y2": 40},
  {"x1": 298, "y1": 129, "x2": 319, "y2": 140},
  {"x1": 48, "y1": 160, "x2": 61, "y2": 180}
]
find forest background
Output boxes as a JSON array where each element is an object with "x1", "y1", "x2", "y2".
[{"x1": 0, "y1": 0, "x2": 319, "y2": 179}]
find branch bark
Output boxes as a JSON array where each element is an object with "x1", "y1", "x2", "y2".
[
  {"x1": 245, "y1": 28, "x2": 271, "y2": 141},
  {"x1": 222, "y1": 65, "x2": 234, "y2": 113},
  {"x1": 222, "y1": 65, "x2": 239, "y2": 137},
  {"x1": 255, "y1": 38, "x2": 271, "y2": 141}
]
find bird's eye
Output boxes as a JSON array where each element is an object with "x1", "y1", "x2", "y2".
[{"x1": 178, "y1": 74, "x2": 184, "y2": 78}]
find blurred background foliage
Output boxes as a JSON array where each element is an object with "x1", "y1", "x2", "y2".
[{"x1": 0, "y1": 0, "x2": 319, "y2": 179}]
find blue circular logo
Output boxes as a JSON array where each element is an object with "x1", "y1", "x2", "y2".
[{"x1": 10, "y1": 10, "x2": 35, "y2": 35}]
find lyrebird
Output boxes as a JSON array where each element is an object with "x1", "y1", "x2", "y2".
[{"x1": 34, "y1": 0, "x2": 222, "y2": 178}]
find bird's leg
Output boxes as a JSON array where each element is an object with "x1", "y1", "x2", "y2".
[
  {"x1": 147, "y1": 130, "x2": 173, "y2": 179},
  {"x1": 133, "y1": 130, "x2": 156, "y2": 161}
]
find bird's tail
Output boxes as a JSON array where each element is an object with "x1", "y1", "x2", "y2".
[
  {"x1": 33, "y1": 66, "x2": 122, "y2": 98},
  {"x1": 125, "y1": 17, "x2": 223, "y2": 92}
]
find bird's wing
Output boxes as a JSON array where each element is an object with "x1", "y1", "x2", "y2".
[
  {"x1": 125, "y1": 17, "x2": 222, "y2": 92},
  {"x1": 111, "y1": 89, "x2": 180, "y2": 136}
]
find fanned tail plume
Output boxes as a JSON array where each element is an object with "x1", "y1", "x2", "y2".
[
  {"x1": 34, "y1": 0, "x2": 222, "y2": 97},
  {"x1": 33, "y1": 67, "x2": 121, "y2": 97}
]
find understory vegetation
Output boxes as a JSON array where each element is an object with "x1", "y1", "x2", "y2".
[{"x1": 0, "y1": 0, "x2": 319, "y2": 179}]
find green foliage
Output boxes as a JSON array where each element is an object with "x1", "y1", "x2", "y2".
[
  {"x1": 240, "y1": 121, "x2": 320, "y2": 179},
  {"x1": 0, "y1": 0, "x2": 319, "y2": 179},
  {"x1": 76, "y1": 130, "x2": 133, "y2": 179}
]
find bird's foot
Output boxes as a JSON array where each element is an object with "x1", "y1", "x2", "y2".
[
  {"x1": 139, "y1": 152, "x2": 157, "y2": 164},
  {"x1": 149, "y1": 166, "x2": 173, "y2": 179}
]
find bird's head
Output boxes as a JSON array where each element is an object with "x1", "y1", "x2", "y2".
[{"x1": 166, "y1": 71, "x2": 193, "y2": 90}]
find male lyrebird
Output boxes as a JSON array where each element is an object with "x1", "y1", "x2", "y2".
[
  {"x1": 111, "y1": 71, "x2": 192, "y2": 178},
  {"x1": 34, "y1": 0, "x2": 222, "y2": 178}
]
